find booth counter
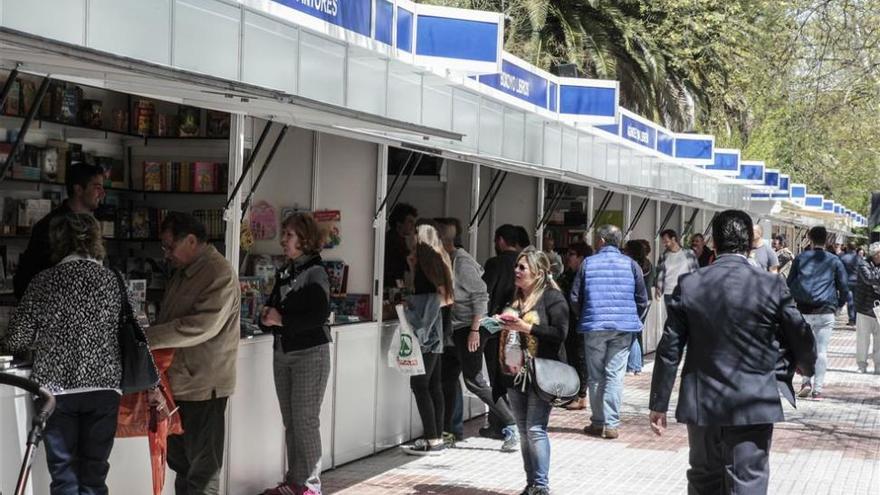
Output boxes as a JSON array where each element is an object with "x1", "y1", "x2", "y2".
[{"x1": 1, "y1": 321, "x2": 486, "y2": 495}]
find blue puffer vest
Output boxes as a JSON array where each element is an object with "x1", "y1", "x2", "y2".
[{"x1": 577, "y1": 246, "x2": 642, "y2": 332}]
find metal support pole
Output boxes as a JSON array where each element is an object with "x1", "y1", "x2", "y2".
[
  {"x1": 477, "y1": 171, "x2": 508, "y2": 227},
  {"x1": 374, "y1": 151, "x2": 413, "y2": 220},
  {"x1": 241, "y1": 125, "x2": 289, "y2": 216},
  {"x1": 0, "y1": 68, "x2": 20, "y2": 110},
  {"x1": 536, "y1": 178, "x2": 546, "y2": 250},
  {"x1": 224, "y1": 120, "x2": 272, "y2": 211},
  {"x1": 386, "y1": 153, "x2": 422, "y2": 220},
  {"x1": 469, "y1": 163, "x2": 481, "y2": 255},
  {"x1": 469, "y1": 169, "x2": 503, "y2": 228}
]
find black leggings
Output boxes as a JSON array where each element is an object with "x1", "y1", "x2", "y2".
[{"x1": 410, "y1": 352, "x2": 444, "y2": 439}]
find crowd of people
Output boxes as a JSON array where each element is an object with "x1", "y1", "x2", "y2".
[{"x1": 2, "y1": 166, "x2": 877, "y2": 495}]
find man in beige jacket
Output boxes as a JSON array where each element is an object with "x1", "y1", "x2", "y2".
[{"x1": 148, "y1": 212, "x2": 240, "y2": 495}]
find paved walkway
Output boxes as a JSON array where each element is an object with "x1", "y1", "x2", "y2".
[{"x1": 323, "y1": 323, "x2": 880, "y2": 494}]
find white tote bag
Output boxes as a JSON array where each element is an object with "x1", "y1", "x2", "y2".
[{"x1": 386, "y1": 304, "x2": 426, "y2": 376}]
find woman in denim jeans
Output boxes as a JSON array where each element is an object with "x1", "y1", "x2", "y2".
[{"x1": 497, "y1": 248, "x2": 569, "y2": 495}]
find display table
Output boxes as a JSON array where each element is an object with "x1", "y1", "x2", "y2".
[{"x1": 1, "y1": 321, "x2": 487, "y2": 495}]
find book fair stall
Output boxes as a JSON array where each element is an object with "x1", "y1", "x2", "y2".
[{"x1": 0, "y1": 1, "x2": 863, "y2": 494}]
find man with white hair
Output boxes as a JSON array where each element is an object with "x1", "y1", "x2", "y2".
[{"x1": 854, "y1": 242, "x2": 880, "y2": 374}]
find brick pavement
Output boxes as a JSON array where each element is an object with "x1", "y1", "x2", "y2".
[{"x1": 323, "y1": 323, "x2": 880, "y2": 494}]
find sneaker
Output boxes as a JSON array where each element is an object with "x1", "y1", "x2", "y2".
[
  {"x1": 401, "y1": 439, "x2": 445, "y2": 456},
  {"x1": 857, "y1": 367, "x2": 868, "y2": 374},
  {"x1": 261, "y1": 482, "x2": 298, "y2": 495},
  {"x1": 519, "y1": 488, "x2": 531, "y2": 495},
  {"x1": 441, "y1": 431, "x2": 458, "y2": 448},
  {"x1": 565, "y1": 397, "x2": 587, "y2": 410},
  {"x1": 501, "y1": 426, "x2": 519, "y2": 452},
  {"x1": 797, "y1": 383, "x2": 812, "y2": 398},
  {"x1": 583, "y1": 424, "x2": 604, "y2": 437},
  {"x1": 530, "y1": 487, "x2": 551, "y2": 495},
  {"x1": 811, "y1": 391, "x2": 824, "y2": 401},
  {"x1": 478, "y1": 426, "x2": 505, "y2": 440},
  {"x1": 301, "y1": 490, "x2": 320, "y2": 495},
  {"x1": 602, "y1": 427, "x2": 619, "y2": 439}
]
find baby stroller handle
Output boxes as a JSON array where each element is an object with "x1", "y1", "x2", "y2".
[{"x1": 0, "y1": 372, "x2": 56, "y2": 495}]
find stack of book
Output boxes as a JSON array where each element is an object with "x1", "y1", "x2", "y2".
[{"x1": 143, "y1": 161, "x2": 228, "y2": 193}]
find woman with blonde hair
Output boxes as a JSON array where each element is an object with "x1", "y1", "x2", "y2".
[
  {"x1": 496, "y1": 247, "x2": 569, "y2": 495},
  {"x1": 401, "y1": 222, "x2": 455, "y2": 456}
]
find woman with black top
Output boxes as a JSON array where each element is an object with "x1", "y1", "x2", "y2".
[
  {"x1": 497, "y1": 247, "x2": 569, "y2": 495},
  {"x1": 259, "y1": 213, "x2": 331, "y2": 495},
  {"x1": 400, "y1": 223, "x2": 455, "y2": 456}
]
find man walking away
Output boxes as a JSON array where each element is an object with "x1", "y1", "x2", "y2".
[
  {"x1": 655, "y1": 229, "x2": 699, "y2": 305},
  {"x1": 436, "y1": 219, "x2": 519, "y2": 451},
  {"x1": 147, "y1": 212, "x2": 241, "y2": 494},
  {"x1": 480, "y1": 224, "x2": 522, "y2": 439},
  {"x1": 839, "y1": 243, "x2": 861, "y2": 326},
  {"x1": 571, "y1": 225, "x2": 648, "y2": 439},
  {"x1": 649, "y1": 209, "x2": 816, "y2": 495},
  {"x1": 854, "y1": 242, "x2": 880, "y2": 374},
  {"x1": 787, "y1": 226, "x2": 849, "y2": 401}
]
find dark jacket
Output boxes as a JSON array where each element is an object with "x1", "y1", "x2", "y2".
[
  {"x1": 786, "y1": 248, "x2": 849, "y2": 314},
  {"x1": 570, "y1": 246, "x2": 648, "y2": 332},
  {"x1": 649, "y1": 254, "x2": 817, "y2": 426},
  {"x1": 5, "y1": 257, "x2": 123, "y2": 393},
  {"x1": 840, "y1": 251, "x2": 861, "y2": 287},
  {"x1": 495, "y1": 288, "x2": 569, "y2": 399},
  {"x1": 12, "y1": 201, "x2": 73, "y2": 300},
  {"x1": 262, "y1": 254, "x2": 331, "y2": 353},
  {"x1": 854, "y1": 258, "x2": 880, "y2": 317},
  {"x1": 483, "y1": 250, "x2": 518, "y2": 316}
]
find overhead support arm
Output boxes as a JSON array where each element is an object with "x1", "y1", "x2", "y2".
[
  {"x1": 625, "y1": 198, "x2": 651, "y2": 239},
  {"x1": 468, "y1": 170, "x2": 509, "y2": 229},
  {"x1": 703, "y1": 212, "x2": 718, "y2": 237},
  {"x1": 225, "y1": 121, "x2": 273, "y2": 213},
  {"x1": 241, "y1": 125, "x2": 289, "y2": 216},
  {"x1": 587, "y1": 190, "x2": 614, "y2": 231},
  {"x1": 682, "y1": 208, "x2": 701, "y2": 238},
  {"x1": 374, "y1": 151, "x2": 414, "y2": 220},
  {"x1": 656, "y1": 203, "x2": 680, "y2": 237},
  {"x1": 537, "y1": 183, "x2": 569, "y2": 232},
  {"x1": 0, "y1": 68, "x2": 20, "y2": 110},
  {"x1": 384, "y1": 153, "x2": 423, "y2": 222},
  {"x1": 0, "y1": 76, "x2": 50, "y2": 185}
]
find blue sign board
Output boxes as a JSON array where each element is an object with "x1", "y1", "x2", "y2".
[
  {"x1": 397, "y1": 7, "x2": 414, "y2": 52},
  {"x1": 657, "y1": 131, "x2": 674, "y2": 156},
  {"x1": 621, "y1": 114, "x2": 656, "y2": 149},
  {"x1": 273, "y1": 0, "x2": 372, "y2": 37},
  {"x1": 772, "y1": 192, "x2": 789, "y2": 199},
  {"x1": 764, "y1": 171, "x2": 780, "y2": 187},
  {"x1": 559, "y1": 85, "x2": 616, "y2": 118},
  {"x1": 779, "y1": 176, "x2": 790, "y2": 191},
  {"x1": 375, "y1": 0, "x2": 393, "y2": 45},
  {"x1": 416, "y1": 16, "x2": 499, "y2": 62},
  {"x1": 751, "y1": 193, "x2": 771, "y2": 199},
  {"x1": 738, "y1": 164, "x2": 764, "y2": 181},
  {"x1": 595, "y1": 123, "x2": 619, "y2": 136},
  {"x1": 478, "y1": 59, "x2": 550, "y2": 108},
  {"x1": 823, "y1": 201, "x2": 833, "y2": 211},
  {"x1": 675, "y1": 136, "x2": 713, "y2": 161},
  {"x1": 805, "y1": 195, "x2": 824, "y2": 208},
  {"x1": 548, "y1": 82, "x2": 557, "y2": 112},
  {"x1": 834, "y1": 205, "x2": 842, "y2": 214},
  {"x1": 706, "y1": 150, "x2": 739, "y2": 172},
  {"x1": 791, "y1": 185, "x2": 806, "y2": 198}
]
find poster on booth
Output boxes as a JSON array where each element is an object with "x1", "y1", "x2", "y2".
[
  {"x1": 314, "y1": 210, "x2": 341, "y2": 249},
  {"x1": 387, "y1": 304, "x2": 425, "y2": 376},
  {"x1": 249, "y1": 200, "x2": 278, "y2": 240}
]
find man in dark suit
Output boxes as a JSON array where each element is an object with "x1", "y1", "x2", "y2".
[{"x1": 648, "y1": 209, "x2": 817, "y2": 495}]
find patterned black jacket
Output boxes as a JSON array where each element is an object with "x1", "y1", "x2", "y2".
[{"x1": 5, "y1": 258, "x2": 124, "y2": 393}]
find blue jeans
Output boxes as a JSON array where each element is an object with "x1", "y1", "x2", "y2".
[
  {"x1": 627, "y1": 332, "x2": 643, "y2": 373},
  {"x1": 847, "y1": 289, "x2": 856, "y2": 323},
  {"x1": 584, "y1": 331, "x2": 633, "y2": 429},
  {"x1": 801, "y1": 313, "x2": 835, "y2": 392},
  {"x1": 507, "y1": 386, "x2": 553, "y2": 489}
]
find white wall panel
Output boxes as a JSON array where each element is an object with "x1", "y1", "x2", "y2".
[
  {"x1": 242, "y1": 11, "x2": 298, "y2": 93},
  {"x1": 173, "y1": 0, "x2": 240, "y2": 80},
  {"x1": 452, "y1": 89, "x2": 480, "y2": 150},
  {"x1": 561, "y1": 127, "x2": 578, "y2": 172},
  {"x1": 543, "y1": 122, "x2": 561, "y2": 170},
  {"x1": 387, "y1": 69, "x2": 421, "y2": 124},
  {"x1": 88, "y1": 0, "x2": 171, "y2": 64},
  {"x1": 502, "y1": 108, "x2": 525, "y2": 161},
  {"x1": 478, "y1": 99, "x2": 503, "y2": 157},
  {"x1": 299, "y1": 31, "x2": 346, "y2": 105},
  {"x1": 2, "y1": 0, "x2": 85, "y2": 44},
  {"x1": 333, "y1": 326, "x2": 379, "y2": 465},
  {"x1": 524, "y1": 114, "x2": 544, "y2": 165},
  {"x1": 422, "y1": 81, "x2": 453, "y2": 132},
  {"x1": 347, "y1": 55, "x2": 387, "y2": 115}
]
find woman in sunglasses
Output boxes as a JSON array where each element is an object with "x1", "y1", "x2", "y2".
[{"x1": 497, "y1": 247, "x2": 569, "y2": 495}]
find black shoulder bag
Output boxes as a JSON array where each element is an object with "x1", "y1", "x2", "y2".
[
  {"x1": 528, "y1": 357, "x2": 580, "y2": 406},
  {"x1": 112, "y1": 270, "x2": 159, "y2": 394}
]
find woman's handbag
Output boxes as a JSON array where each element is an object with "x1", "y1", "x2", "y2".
[
  {"x1": 113, "y1": 270, "x2": 160, "y2": 394},
  {"x1": 527, "y1": 356, "x2": 580, "y2": 406}
]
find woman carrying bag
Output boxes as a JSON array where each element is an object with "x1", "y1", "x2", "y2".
[
  {"x1": 496, "y1": 247, "x2": 570, "y2": 495},
  {"x1": 4, "y1": 213, "x2": 135, "y2": 495},
  {"x1": 259, "y1": 212, "x2": 332, "y2": 495}
]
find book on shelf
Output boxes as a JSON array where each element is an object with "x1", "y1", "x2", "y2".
[
  {"x1": 143, "y1": 161, "x2": 163, "y2": 191},
  {"x1": 323, "y1": 261, "x2": 348, "y2": 295},
  {"x1": 141, "y1": 160, "x2": 226, "y2": 193},
  {"x1": 130, "y1": 208, "x2": 151, "y2": 239}
]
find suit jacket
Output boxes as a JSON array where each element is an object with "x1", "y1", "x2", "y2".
[{"x1": 649, "y1": 254, "x2": 817, "y2": 426}]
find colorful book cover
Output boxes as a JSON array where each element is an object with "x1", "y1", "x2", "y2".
[
  {"x1": 130, "y1": 208, "x2": 150, "y2": 238},
  {"x1": 323, "y1": 261, "x2": 348, "y2": 295},
  {"x1": 143, "y1": 161, "x2": 163, "y2": 191},
  {"x1": 192, "y1": 162, "x2": 216, "y2": 192},
  {"x1": 313, "y1": 210, "x2": 341, "y2": 249}
]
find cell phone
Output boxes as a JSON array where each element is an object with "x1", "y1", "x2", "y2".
[{"x1": 498, "y1": 314, "x2": 518, "y2": 322}]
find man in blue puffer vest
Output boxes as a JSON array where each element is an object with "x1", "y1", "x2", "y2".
[{"x1": 570, "y1": 224, "x2": 648, "y2": 439}]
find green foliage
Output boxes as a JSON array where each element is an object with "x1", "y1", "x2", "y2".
[{"x1": 420, "y1": 0, "x2": 880, "y2": 214}]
